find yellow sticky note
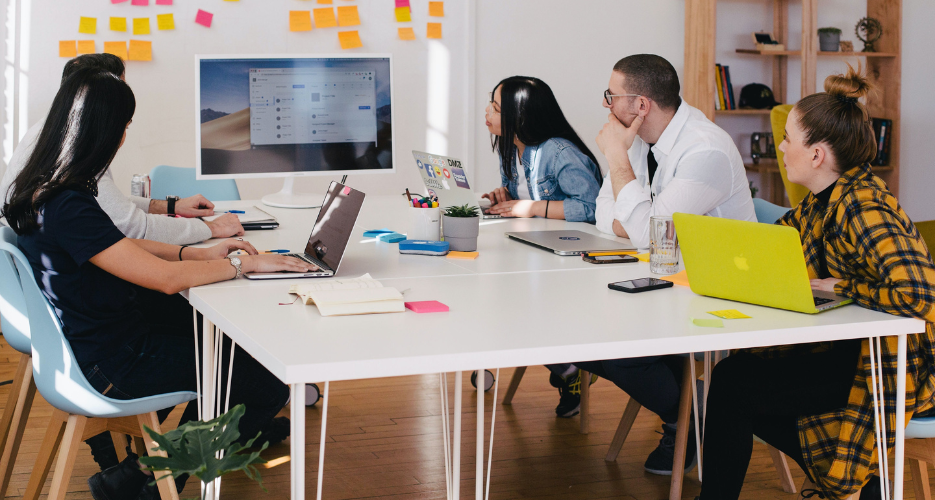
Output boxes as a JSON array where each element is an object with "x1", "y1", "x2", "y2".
[
  {"x1": 337, "y1": 30, "x2": 362, "y2": 49},
  {"x1": 157, "y1": 13, "x2": 175, "y2": 31},
  {"x1": 77, "y1": 40, "x2": 96, "y2": 55},
  {"x1": 317, "y1": 0, "x2": 333, "y2": 3},
  {"x1": 692, "y1": 318, "x2": 724, "y2": 328},
  {"x1": 290, "y1": 11, "x2": 313, "y2": 32},
  {"x1": 133, "y1": 18, "x2": 151, "y2": 35},
  {"x1": 104, "y1": 41, "x2": 128, "y2": 60},
  {"x1": 59, "y1": 41, "x2": 77, "y2": 58},
  {"x1": 337, "y1": 5, "x2": 360, "y2": 26},
  {"x1": 128, "y1": 40, "x2": 152, "y2": 61},
  {"x1": 394, "y1": 6, "x2": 411, "y2": 22},
  {"x1": 634, "y1": 252, "x2": 650, "y2": 262},
  {"x1": 428, "y1": 1, "x2": 444, "y2": 17},
  {"x1": 110, "y1": 17, "x2": 127, "y2": 32},
  {"x1": 447, "y1": 251, "x2": 479, "y2": 260},
  {"x1": 708, "y1": 309, "x2": 752, "y2": 319},
  {"x1": 313, "y1": 8, "x2": 337, "y2": 28},
  {"x1": 398, "y1": 27, "x2": 416, "y2": 40},
  {"x1": 659, "y1": 270, "x2": 690, "y2": 287},
  {"x1": 79, "y1": 17, "x2": 97, "y2": 35},
  {"x1": 427, "y1": 22, "x2": 442, "y2": 39}
]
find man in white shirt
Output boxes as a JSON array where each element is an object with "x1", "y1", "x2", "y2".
[
  {"x1": 0, "y1": 54, "x2": 243, "y2": 244},
  {"x1": 576, "y1": 54, "x2": 755, "y2": 476}
]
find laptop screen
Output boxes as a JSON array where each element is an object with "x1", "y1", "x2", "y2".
[{"x1": 304, "y1": 182, "x2": 365, "y2": 271}]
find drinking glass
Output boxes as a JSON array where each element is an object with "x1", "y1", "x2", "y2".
[{"x1": 650, "y1": 215, "x2": 680, "y2": 275}]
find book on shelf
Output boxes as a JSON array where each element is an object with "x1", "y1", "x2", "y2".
[
  {"x1": 714, "y1": 64, "x2": 736, "y2": 110},
  {"x1": 871, "y1": 118, "x2": 893, "y2": 166},
  {"x1": 715, "y1": 64, "x2": 726, "y2": 110},
  {"x1": 724, "y1": 65, "x2": 736, "y2": 110},
  {"x1": 289, "y1": 273, "x2": 405, "y2": 316}
]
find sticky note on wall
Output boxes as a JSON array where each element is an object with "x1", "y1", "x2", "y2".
[
  {"x1": 338, "y1": 30, "x2": 362, "y2": 49},
  {"x1": 290, "y1": 11, "x2": 312, "y2": 31},
  {"x1": 157, "y1": 14, "x2": 175, "y2": 31},
  {"x1": 155, "y1": 0, "x2": 173, "y2": 5},
  {"x1": 337, "y1": 6, "x2": 360, "y2": 26},
  {"x1": 429, "y1": 1, "x2": 444, "y2": 17},
  {"x1": 317, "y1": 0, "x2": 333, "y2": 4},
  {"x1": 131, "y1": 0, "x2": 149, "y2": 5},
  {"x1": 110, "y1": 17, "x2": 127, "y2": 32},
  {"x1": 195, "y1": 10, "x2": 213, "y2": 28},
  {"x1": 398, "y1": 27, "x2": 416, "y2": 40},
  {"x1": 313, "y1": 8, "x2": 337, "y2": 28},
  {"x1": 77, "y1": 40, "x2": 95, "y2": 54},
  {"x1": 59, "y1": 41, "x2": 77, "y2": 58},
  {"x1": 129, "y1": 40, "x2": 152, "y2": 61},
  {"x1": 427, "y1": 22, "x2": 442, "y2": 39},
  {"x1": 104, "y1": 41, "x2": 128, "y2": 60},
  {"x1": 79, "y1": 17, "x2": 97, "y2": 35},
  {"x1": 395, "y1": 7, "x2": 411, "y2": 22},
  {"x1": 112, "y1": 0, "x2": 128, "y2": 3},
  {"x1": 395, "y1": 0, "x2": 410, "y2": 8},
  {"x1": 133, "y1": 18, "x2": 151, "y2": 35}
]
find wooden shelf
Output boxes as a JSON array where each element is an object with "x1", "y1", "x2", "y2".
[
  {"x1": 737, "y1": 49, "x2": 899, "y2": 58},
  {"x1": 745, "y1": 161, "x2": 780, "y2": 173},
  {"x1": 818, "y1": 51, "x2": 898, "y2": 57},
  {"x1": 872, "y1": 165, "x2": 895, "y2": 172},
  {"x1": 736, "y1": 49, "x2": 801, "y2": 56},
  {"x1": 716, "y1": 109, "x2": 772, "y2": 116}
]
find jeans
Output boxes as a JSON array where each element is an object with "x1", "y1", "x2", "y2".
[{"x1": 574, "y1": 355, "x2": 685, "y2": 424}]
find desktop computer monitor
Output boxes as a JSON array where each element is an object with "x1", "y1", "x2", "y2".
[{"x1": 195, "y1": 54, "x2": 394, "y2": 208}]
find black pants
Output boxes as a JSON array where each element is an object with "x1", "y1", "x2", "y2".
[
  {"x1": 699, "y1": 340, "x2": 862, "y2": 500},
  {"x1": 575, "y1": 355, "x2": 685, "y2": 424}
]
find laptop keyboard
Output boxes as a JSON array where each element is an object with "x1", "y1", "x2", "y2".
[
  {"x1": 814, "y1": 297, "x2": 834, "y2": 306},
  {"x1": 285, "y1": 253, "x2": 328, "y2": 272}
]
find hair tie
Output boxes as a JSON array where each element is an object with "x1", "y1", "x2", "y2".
[{"x1": 836, "y1": 94, "x2": 858, "y2": 105}]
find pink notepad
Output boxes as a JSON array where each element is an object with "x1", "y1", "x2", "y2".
[{"x1": 405, "y1": 301, "x2": 449, "y2": 313}]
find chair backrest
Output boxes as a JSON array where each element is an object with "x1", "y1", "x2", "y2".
[
  {"x1": 770, "y1": 104, "x2": 810, "y2": 208},
  {"x1": 150, "y1": 165, "x2": 240, "y2": 201},
  {"x1": 0, "y1": 227, "x2": 32, "y2": 354},
  {"x1": 915, "y1": 220, "x2": 935, "y2": 253},
  {"x1": 752, "y1": 198, "x2": 791, "y2": 225}
]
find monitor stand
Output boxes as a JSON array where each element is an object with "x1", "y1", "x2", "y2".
[{"x1": 261, "y1": 178, "x2": 323, "y2": 209}]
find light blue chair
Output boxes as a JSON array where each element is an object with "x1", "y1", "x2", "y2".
[
  {"x1": 753, "y1": 197, "x2": 791, "y2": 225},
  {"x1": 150, "y1": 165, "x2": 240, "y2": 201},
  {"x1": 6, "y1": 245, "x2": 196, "y2": 500},
  {"x1": 904, "y1": 417, "x2": 935, "y2": 499}
]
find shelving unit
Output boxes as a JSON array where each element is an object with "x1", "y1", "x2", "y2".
[{"x1": 684, "y1": 0, "x2": 902, "y2": 206}]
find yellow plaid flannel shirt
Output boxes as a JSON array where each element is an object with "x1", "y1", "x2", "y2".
[{"x1": 747, "y1": 163, "x2": 935, "y2": 499}]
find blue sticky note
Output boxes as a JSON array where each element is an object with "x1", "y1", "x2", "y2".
[
  {"x1": 378, "y1": 232, "x2": 406, "y2": 243},
  {"x1": 363, "y1": 229, "x2": 395, "y2": 238}
]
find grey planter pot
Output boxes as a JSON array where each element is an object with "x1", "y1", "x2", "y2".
[
  {"x1": 818, "y1": 32, "x2": 841, "y2": 51},
  {"x1": 442, "y1": 215, "x2": 480, "y2": 252}
]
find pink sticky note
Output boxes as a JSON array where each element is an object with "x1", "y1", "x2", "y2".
[
  {"x1": 155, "y1": 0, "x2": 172, "y2": 4},
  {"x1": 395, "y1": 0, "x2": 410, "y2": 7},
  {"x1": 131, "y1": 0, "x2": 149, "y2": 5},
  {"x1": 195, "y1": 9, "x2": 213, "y2": 27},
  {"x1": 405, "y1": 301, "x2": 449, "y2": 313},
  {"x1": 342, "y1": 186, "x2": 351, "y2": 195},
  {"x1": 112, "y1": 0, "x2": 129, "y2": 3}
]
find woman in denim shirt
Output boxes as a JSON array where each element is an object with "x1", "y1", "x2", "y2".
[{"x1": 482, "y1": 76, "x2": 603, "y2": 222}]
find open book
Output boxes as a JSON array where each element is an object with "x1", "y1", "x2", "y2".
[{"x1": 288, "y1": 274, "x2": 404, "y2": 317}]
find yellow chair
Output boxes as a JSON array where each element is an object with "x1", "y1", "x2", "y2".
[
  {"x1": 770, "y1": 104, "x2": 810, "y2": 207},
  {"x1": 915, "y1": 221, "x2": 935, "y2": 252}
]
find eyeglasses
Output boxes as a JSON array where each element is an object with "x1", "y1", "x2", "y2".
[
  {"x1": 488, "y1": 92, "x2": 501, "y2": 114},
  {"x1": 604, "y1": 89, "x2": 642, "y2": 106}
]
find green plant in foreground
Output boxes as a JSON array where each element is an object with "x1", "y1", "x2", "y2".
[
  {"x1": 444, "y1": 204, "x2": 479, "y2": 218},
  {"x1": 139, "y1": 404, "x2": 268, "y2": 490}
]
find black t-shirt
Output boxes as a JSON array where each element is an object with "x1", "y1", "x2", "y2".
[
  {"x1": 17, "y1": 189, "x2": 145, "y2": 365},
  {"x1": 813, "y1": 181, "x2": 837, "y2": 279}
]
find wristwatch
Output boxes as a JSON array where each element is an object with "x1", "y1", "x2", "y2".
[
  {"x1": 228, "y1": 256, "x2": 243, "y2": 279},
  {"x1": 166, "y1": 195, "x2": 180, "y2": 215}
]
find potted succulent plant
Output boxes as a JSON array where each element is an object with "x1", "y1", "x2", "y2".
[
  {"x1": 818, "y1": 27, "x2": 842, "y2": 51},
  {"x1": 442, "y1": 204, "x2": 480, "y2": 252}
]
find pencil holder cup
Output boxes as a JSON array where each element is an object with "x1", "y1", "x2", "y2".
[{"x1": 409, "y1": 207, "x2": 441, "y2": 241}]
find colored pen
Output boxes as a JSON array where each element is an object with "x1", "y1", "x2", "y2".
[
  {"x1": 263, "y1": 249, "x2": 289, "y2": 254},
  {"x1": 405, "y1": 188, "x2": 413, "y2": 203},
  {"x1": 585, "y1": 251, "x2": 638, "y2": 257},
  {"x1": 227, "y1": 210, "x2": 245, "y2": 214}
]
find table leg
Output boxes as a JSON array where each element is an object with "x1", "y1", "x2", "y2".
[
  {"x1": 439, "y1": 373, "x2": 452, "y2": 500},
  {"x1": 454, "y1": 372, "x2": 462, "y2": 500},
  {"x1": 895, "y1": 333, "x2": 908, "y2": 500},
  {"x1": 476, "y1": 368, "x2": 484, "y2": 500},
  {"x1": 317, "y1": 381, "x2": 330, "y2": 500},
  {"x1": 200, "y1": 318, "x2": 217, "y2": 500},
  {"x1": 291, "y1": 383, "x2": 306, "y2": 500}
]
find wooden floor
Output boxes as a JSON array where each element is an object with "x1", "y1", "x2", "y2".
[{"x1": 0, "y1": 336, "x2": 929, "y2": 500}]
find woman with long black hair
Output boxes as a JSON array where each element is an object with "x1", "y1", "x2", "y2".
[{"x1": 482, "y1": 76, "x2": 603, "y2": 222}]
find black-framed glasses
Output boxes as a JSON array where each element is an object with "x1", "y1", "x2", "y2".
[
  {"x1": 604, "y1": 89, "x2": 641, "y2": 106},
  {"x1": 488, "y1": 92, "x2": 501, "y2": 114}
]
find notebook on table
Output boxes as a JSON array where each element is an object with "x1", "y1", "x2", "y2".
[
  {"x1": 289, "y1": 274, "x2": 404, "y2": 316},
  {"x1": 673, "y1": 212, "x2": 852, "y2": 314},
  {"x1": 203, "y1": 206, "x2": 280, "y2": 230}
]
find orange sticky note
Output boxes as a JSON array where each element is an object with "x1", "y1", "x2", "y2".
[
  {"x1": 128, "y1": 40, "x2": 152, "y2": 61},
  {"x1": 428, "y1": 1, "x2": 444, "y2": 17},
  {"x1": 398, "y1": 27, "x2": 416, "y2": 40},
  {"x1": 104, "y1": 41, "x2": 128, "y2": 60},
  {"x1": 394, "y1": 6, "x2": 411, "y2": 22},
  {"x1": 337, "y1": 30, "x2": 362, "y2": 49},
  {"x1": 110, "y1": 17, "x2": 127, "y2": 32},
  {"x1": 313, "y1": 8, "x2": 337, "y2": 28},
  {"x1": 317, "y1": 0, "x2": 332, "y2": 3},
  {"x1": 59, "y1": 41, "x2": 77, "y2": 58},
  {"x1": 157, "y1": 13, "x2": 175, "y2": 31},
  {"x1": 133, "y1": 18, "x2": 151, "y2": 35},
  {"x1": 447, "y1": 251, "x2": 478, "y2": 260},
  {"x1": 427, "y1": 22, "x2": 442, "y2": 39},
  {"x1": 77, "y1": 40, "x2": 96, "y2": 55},
  {"x1": 659, "y1": 270, "x2": 690, "y2": 287},
  {"x1": 337, "y1": 5, "x2": 360, "y2": 27},
  {"x1": 79, "y1": 17, "x2": 97, "y2": 35},
  {"x1": 290, "y1": 11, "x2": 313, "y2": 32}
]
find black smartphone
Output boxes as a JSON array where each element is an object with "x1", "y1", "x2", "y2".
[
  {"x1": 582, "y1": 254, "x2": 639, "y2": 264},
  {"x1": 608, "y1": 278, "x2": 675, "y2": 293}
]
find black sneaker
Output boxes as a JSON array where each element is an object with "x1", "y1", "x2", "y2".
[
  {"x1": 250, "y1": 416, "x2": 291, "y2": 448},
  {"x1": 643, "y1": 424, "x2": 697, "y2": 476},
  {"x1": 88, "y1": 452, "x2": 149, "y2": 500},
  {"x1": 554, "y1": 381, "x2": 580, "y2": 418}
]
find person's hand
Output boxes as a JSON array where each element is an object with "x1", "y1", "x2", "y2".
[
  {"x1": 175, "y1": 195, "x2": 215, "y2": 218},
  {"x1": 240, "y1": 254, "x2": 317, "y2": 274},
  {"x1": 810, "y1": 277, "x2": 842, "y2": 292},
  {"x1": 204, "y1": 213, "x2": 245, "y2": 238},
  {"x1": 596, "y1": 112, "x2": 644, "y2": 165},
  {"x1": 198, "y1": 239, "x2": 258, "y2": 261},
  {"x1": 481, "y1": 187, "x2": 513, "y2": 205},
  {"x1": 488, "y1": 199, "x2": 536, "y2": 218}
]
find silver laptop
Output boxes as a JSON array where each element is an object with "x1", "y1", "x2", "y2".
[
  {"x1": 505, "y1": 230, "x2": 636, "y2": 256},
  {"x1": 245, "y1": 182, "x2": 365, "y2": 280},
  {"x1": 412, "y1": 150, "x2": 503, "y2": 219}
]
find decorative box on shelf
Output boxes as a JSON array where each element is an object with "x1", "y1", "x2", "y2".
[{"x1": 752, "y1": 32, "x2": 786, "y2": 51}]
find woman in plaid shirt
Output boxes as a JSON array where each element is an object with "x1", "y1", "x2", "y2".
[{"x1": 698, "y1": 66, "x2": 935, "y2": 500}]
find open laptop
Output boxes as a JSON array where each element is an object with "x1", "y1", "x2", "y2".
[
  {"x1": 245, "y1": 182, "x2": 365, "y2": 280},
  {"x1": 673, "y1": 212, "x2": 852, "y2": 313},
  {"x1": 505, "y1": 230, "x2": 636, "y2": 256},
  {"x1": 412, "y1": 150, "x2": 503, "y2": 219}
]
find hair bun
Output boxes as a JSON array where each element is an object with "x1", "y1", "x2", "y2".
[{"x1": 824, "y1": 62, "x2": 873, "y2": 100}]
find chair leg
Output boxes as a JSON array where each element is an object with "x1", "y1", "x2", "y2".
[
  {"x1": 766, "y1": 444, "x2": 797, "y2": 494},
  {"x1": 132, "y1": 435, "x2": 147, "y2": 456},
  {"x1": 23, "y1": 409, "x2": 69, "y2": 500},
  {"x1": 112, "y1": 431, "x2": 129, "y2": 462},
  {"x1": 668, "y1": 358, "x2": 693, "y2": 500},
  {"x1": 48, "y1": 414, "x2": 88, "y2": 500},
  {"x1": 579, "y1": 370, "x2": 590, "y2": 434},
  {"x1": 138, "y1": 412, "x2": 180, "y2": 500},
  {"x1": 0, "y1": 354, "x2": 36, "y2": 498},
  {"x1": 501, "y1": 367, "x2": 526, "y2": 405},
  {"x1": 910, "y1": 458, "x2": 932, "y2": 500},
  {"x1": 605, "y1": 397, "x2": 642, "y2": 462}
]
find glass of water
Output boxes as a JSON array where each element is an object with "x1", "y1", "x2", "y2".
[{"x1": 650, "y1": 215, "x2": 680, "y2": 275}]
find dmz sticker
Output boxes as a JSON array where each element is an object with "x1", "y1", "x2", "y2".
[{"x1": 559, "y1": 236, "x2": 580, "y2": 240}]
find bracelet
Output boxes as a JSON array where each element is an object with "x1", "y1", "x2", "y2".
[
  {"x1": 179, "y1": 245, "x2": 187, "y2": 261},
  {"x1": 545, "y1": 200, "x2": 550, "y2": 218}
]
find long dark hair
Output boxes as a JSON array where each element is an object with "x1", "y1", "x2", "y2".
[
  {"x1": 491, "y1": 76, "x2": 601, "y2": 184},
  {"x1": 2, "y1": 69, "x2": 135, "y2": 234}
]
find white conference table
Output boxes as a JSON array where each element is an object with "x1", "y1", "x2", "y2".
[{"x1": 188, "y1": 195, "x2": 923, "y2": 500}]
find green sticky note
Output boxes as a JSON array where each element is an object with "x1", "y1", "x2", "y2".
[
  {"x1": 692, "y1": 318, "x2": 724, "y2": 328},
  {"x1": 708, "y1": 309, "x2": 751, "y2": 319}
]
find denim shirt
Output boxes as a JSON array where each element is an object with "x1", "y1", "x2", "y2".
[{"x1": 499, "y1": 138, "x2": 602, "y2": 222}]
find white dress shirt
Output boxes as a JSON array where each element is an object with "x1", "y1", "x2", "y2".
[{"x1": 595, "y1": 101, "x2": 756, "y2": 248}]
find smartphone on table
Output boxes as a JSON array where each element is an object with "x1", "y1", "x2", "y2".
[
  {"x1": 582, "y1": 254, "x2": 638, "y2": 264},
  {"x1": 608, "y1": 278, "x2": 674, "y2": 293}
]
